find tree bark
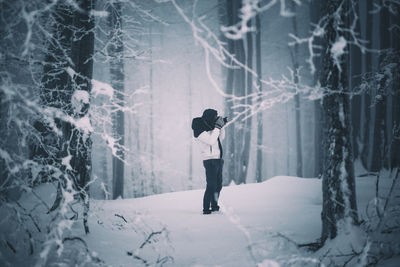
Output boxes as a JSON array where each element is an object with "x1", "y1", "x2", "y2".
[
  {"x1": 320, "y1": 0, "x2": 358, "y2": 243},
  {"x1": 68, "y1": 0, "x2": 96, "y2": 234}
]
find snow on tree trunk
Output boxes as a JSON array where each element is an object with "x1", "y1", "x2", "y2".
[
  {"x1": 108, "y1": 1, "x2": 125, "y2": 199},
  {"x1": 38, "y1": 0, "x2": 95, "y2": 234},
  {"x1": 68, "y1": 0, "x2": 96, "y2": 234},
  {"x1": 320, "y1": 0, "x2": 358, "y2": 243}
]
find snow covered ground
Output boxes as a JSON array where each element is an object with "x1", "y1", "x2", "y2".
[
  {"x1": 73, "y1": 175, "x2": 397, "y2": 267},
  {"x1": 2, "y1": 174, "x2": 398, "y2": 266}
]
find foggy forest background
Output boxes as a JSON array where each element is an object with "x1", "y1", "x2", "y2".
[{"x1": 0, "y1": 0, "x2": 399, "y2": 266}]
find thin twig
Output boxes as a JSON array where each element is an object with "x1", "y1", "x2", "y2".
[{"x1": 114, "y1": 213, "x2": 127, "y2": 223}]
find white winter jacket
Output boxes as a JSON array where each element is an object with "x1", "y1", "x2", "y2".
[{"x1": 195, "y1": 128, "x2": 225, "y2": 160}]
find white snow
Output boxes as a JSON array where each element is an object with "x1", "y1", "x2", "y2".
[
  {"x1": 91, "y1": 79, "x2": 114, "y2": 99},
  {"x1": 61, "y1": 155, "x2": 73, "y2": 171},
  {"x1": 68, "y1": 174, "x2": 396, "y2": 266},
  {"x1": 3, "y1": 174, "x2": 398, "y2": 266},
  {"x1": 331, "y1": 36, "x2": 347, "y2": 72},
  {"x1": 79, "y1": 176, "x2": 323, "y2": 266},
  {"x1": 74, "y1": 115, "x2": 93, "y2": 136},
  {"x1": 66, "y1": 67, "x2": 77, "y2": 78},
  {"x1": 331, "y1": 37, "x2": 346, "y2": 58},
  {"x1": 72, "y1": 90, "x2": 90, "y2": 118},
  {"x1": 72, "y1": 90, "x2": 90, "y2": 104},
  {"x1": 90, "y1": 10, "x2": 109, "y2": 18}
]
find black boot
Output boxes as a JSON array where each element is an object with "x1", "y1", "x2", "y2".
[
  {"x1": 211, "y1": 205, "x2": 220, "y2": 212},
  {"x1": 203, "y1": 209, "x2": 212, "y2": 214}
]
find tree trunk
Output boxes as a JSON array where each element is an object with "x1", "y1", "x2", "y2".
[
  {"x1": 314, "y1": 101, "x2": 323, "y2": 177},
  {"x1": 390, "y1": 9, "x2": 400, "y2": 169},
  {"x1": 233, "y1": 46, "x2": 246, "y2": 184},
  {"x1": 39, "y1": 0, "x2": 94, "y2": 234},
  {"x1": 290, "y1": 1, "x2": 303, "y2": 177},
  {"x1": 223, "y1": 0, "x2": 239, "y2": 185},
  {"x1": 149, "y1": 23, "x2": 156, "y2": 194},
  {"x1": 366, "y1": 10, "x2": 384, "y2": 172},
  {"x1": 310, "y1": 0, "x2": 323, "y2": 178},
  {"x1": 188, "y1": 62, "x2": 193, "y2": 189},
  {"x1": 369, "y1": 7, "x2": 391, "y2": 171},
  {"x1": 39, "y1": 2, "x2": 73, "y2": 178},
  {"x1": 320, "y1": 0, "x2": 358, "y2": 243},
  {"x1": 230, "y1": 0, "x2": 247, "y2": 184},
  {"x1": 360, "y1": 0, "x2": 373, "y2": 170},
  {"x1": 240, "y1": 18, "x2": 253, "y2": 183},
  {"x1": 108, "y1": 1, "x2": 125, "y2": 199},
  {"x1": 349, "y1": 1, "x2": 362, "y2": 161},
  {"x1": 68, "y1": 0, "x2": 96, "y2": 234},
  {"x1": 255, "y1": 11, "x2": 263, "y2": 183}
]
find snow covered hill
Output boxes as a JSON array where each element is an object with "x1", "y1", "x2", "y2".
[{"x1": 77, "y1": 176, "x2": 378, "y2": 267}]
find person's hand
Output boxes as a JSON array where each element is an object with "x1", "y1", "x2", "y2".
[{"x1": 215, "y1": 116, "x2": 225, "y2": 129}]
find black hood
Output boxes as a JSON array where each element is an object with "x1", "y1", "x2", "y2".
[
  {"x1": 191, "y1": 117, "x2": 205, "y2": 138},
  {"x1": 202, "y1": 109, "x2": 217, "y2": 129},
  {"x1": 191, "y1": 109, "x2": 218, "y2": 138}
]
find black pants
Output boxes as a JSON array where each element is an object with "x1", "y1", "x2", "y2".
[{"x1": 203, "y1": 159, "x2": 223, "y2": 211}]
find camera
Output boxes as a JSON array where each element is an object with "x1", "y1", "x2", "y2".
[{"x1": 216, "y1": 116, "x2": 228, "y2": 124}]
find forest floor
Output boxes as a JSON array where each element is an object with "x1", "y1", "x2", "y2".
[{"x1": 73, "y1": 174, "x2": 399, "y2": 267}]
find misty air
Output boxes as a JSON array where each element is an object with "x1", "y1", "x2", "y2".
[{"x1": 1, "y1": 0, "x2": 399, "y2": 266}]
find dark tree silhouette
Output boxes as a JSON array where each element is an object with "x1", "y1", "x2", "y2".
[{"x1": 320, "y1": 0, "x2": 358, "y2": 243}]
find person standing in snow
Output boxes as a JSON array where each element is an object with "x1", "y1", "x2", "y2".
[{"x1": 192, "y1": 109, "x2": 227, "y2": 214}]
